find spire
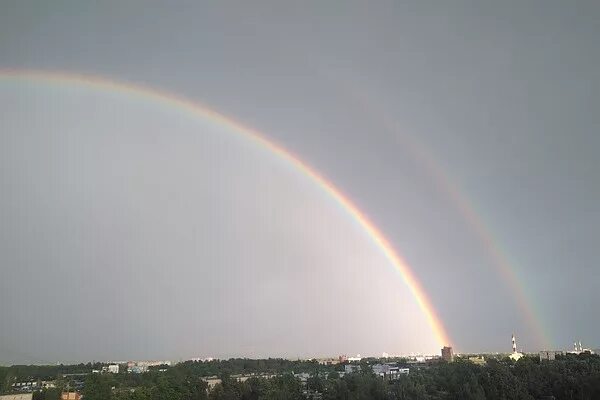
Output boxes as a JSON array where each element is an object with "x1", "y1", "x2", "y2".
[{"x1": 512, "y1": 334, "x2": 517, "y2": 353}]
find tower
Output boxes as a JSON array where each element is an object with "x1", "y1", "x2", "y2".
[
  {"x1": 512, "y1": 334, "x2": 517, "y2": 353},
  {"x1": 509, "y1": 334, "x2": 523, "y2": 361}
]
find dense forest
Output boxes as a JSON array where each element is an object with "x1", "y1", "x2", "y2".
[{"x1": 2, "y1": 353, "x2": 599, "y2": 399}]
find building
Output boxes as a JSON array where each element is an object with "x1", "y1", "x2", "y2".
[
  {"x1": 569, "y1": 341, "x2": 595, "y2": 355},
  {"x1": 127, "y1": 360, "x2": 171, "y2": 373},
  {"x1": 202, "y1": 374, "x2": 275, "y2": 389},
  {"x1": 539, "y1": 350, "x2": 564, "y2": 361},
  {"x1": 294, "y1": 372, "x2": 311, "y2": 383},
  {"x1": 509, "y1": 352, "x2": 523, "y2": 361},
  {"x1": 0, "y1": 395, "x2": 33, "y2": 400},
  {"x1": 61, "y1": 393, "x2": 82, "y2": 400},
  {"x1": 371, "y1": 364, "x2": 409, "y2": 380},
  {"x1": 467, "y1": 356, "x2": 486, "y2": 366},
  {"x1": 316, "y1": 358, "x2": 340, "y2": 365},
  {"x1": 101, "y1": 364, "x2": 119, "y2": 373},
  {"x1": 11, "y1": 382, "x2": 38, "y2": 391},
  {"x1": 202, "y1": 377, "x2": 221, "y2": 389},
  {"x1": 441, "y1": 346, "x2": 454, "y2": 362},
  {"x1": 344, "y1": 364, "x2": 361, "y2": 374},
  {"x1": 128, "y1": 365, "x2": 146, "y2": 373},
  {"x1": 11, "y1": 381, "x2": 56, "y2": 390}
]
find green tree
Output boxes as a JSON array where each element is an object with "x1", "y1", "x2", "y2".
[
  {"x1": 83, "y1": 373, "x2": 114, "y2": 400},
  {"x1": 390, "y1": 376, "x2": 429, "y2": 400},
  {"x1": 33, "y1": 388, "x2": 61, "y2": 400},
  {"x1": 263, "y1": 375, "x2": 303, "y2": 400},
  {"x1": 306, "y1": 375, "x2": 324, "y2": 393}
]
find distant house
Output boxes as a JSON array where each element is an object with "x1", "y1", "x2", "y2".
[
  {"x1": 101, "y1": 364, "x2": 119, "y2": 373},
  {"x1": 201, "y1": 374, "x2": 275, "y2": 390},
  {"x1": 127, "y1": 365, "x2": 147, "y2": 374},
  {"x1": 11, "y1": 382, "x2": 38, "y2": 392},
  {"x1": 202, "y1": 377, "x2": 221, "y2": 389},
  {"x1": 372, "y1": 364, "x2": 409, "y2": 380},
  {"x1": 294, "y1": 372, "x2": 311, "y2": 383},
  {"x1": 316, "y1": 358, "x2": 340, "y2": 365},
  {"x1": 467, "y1": 356, "x2": 486, "y2": 366},
  {"x1": 41, "y1": 381, "x2": 56, "y2": 389},
  {"x1": 344, "y1": 364, "x2": 361, "y2": 374},
  {"x1": 61, "y1": 393, "x2": 82, "y2": 400}
]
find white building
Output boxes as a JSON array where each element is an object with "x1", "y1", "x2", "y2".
[
  {"x1": 509, "y1": 352, "x2": 523, "y2": 361},
  {"x1": 101, "y1": 364, "x2": 119, "y2": 373},
  {"x1": 126, "y1": 360, "x2": 171, "y2": 373},
  {"x1": 569, "y1": 341, "x2": 595, "y2": 355}
]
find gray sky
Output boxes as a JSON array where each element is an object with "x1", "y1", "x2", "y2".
[{"x1": 1, "y1": 1, "x2": 599, "y2": 364}]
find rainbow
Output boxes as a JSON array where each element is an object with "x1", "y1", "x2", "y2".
[
  {"x1": 0, "y1": 69, "x2": 452, "y2": 347},
  {"x1": 411, "y1": 139, "x2": 552, "y2": 349},
  {"x1": 336, "y1": 81, "x2": 552, "y2": 349}
]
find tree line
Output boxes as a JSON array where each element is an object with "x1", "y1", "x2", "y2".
[{"x1": 3, "y1": 353, "x2": 600, "y2": 399}]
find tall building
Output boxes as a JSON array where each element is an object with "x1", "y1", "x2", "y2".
[{"x1": 441, "y1": 346, "x2": 454, "y2": 362}]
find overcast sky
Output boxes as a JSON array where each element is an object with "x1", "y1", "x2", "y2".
[{"x1": 1, "y1": 1, "x2": 599, "y2": 364}]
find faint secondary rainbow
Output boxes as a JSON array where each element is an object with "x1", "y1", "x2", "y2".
[
  {"x1": 403, "y1": 133, "x2": 552, "y2": 349},
  {"x1": 0, "y1": 68, "x2": 452, "y2": 347},
  {"x1": 333, "y1": 79, "x2": 552, "y2": 349}
]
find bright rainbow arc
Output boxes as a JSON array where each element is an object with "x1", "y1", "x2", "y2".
[{"x1": 0, "y1": 69, "x2": 452, "y2": 348}]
